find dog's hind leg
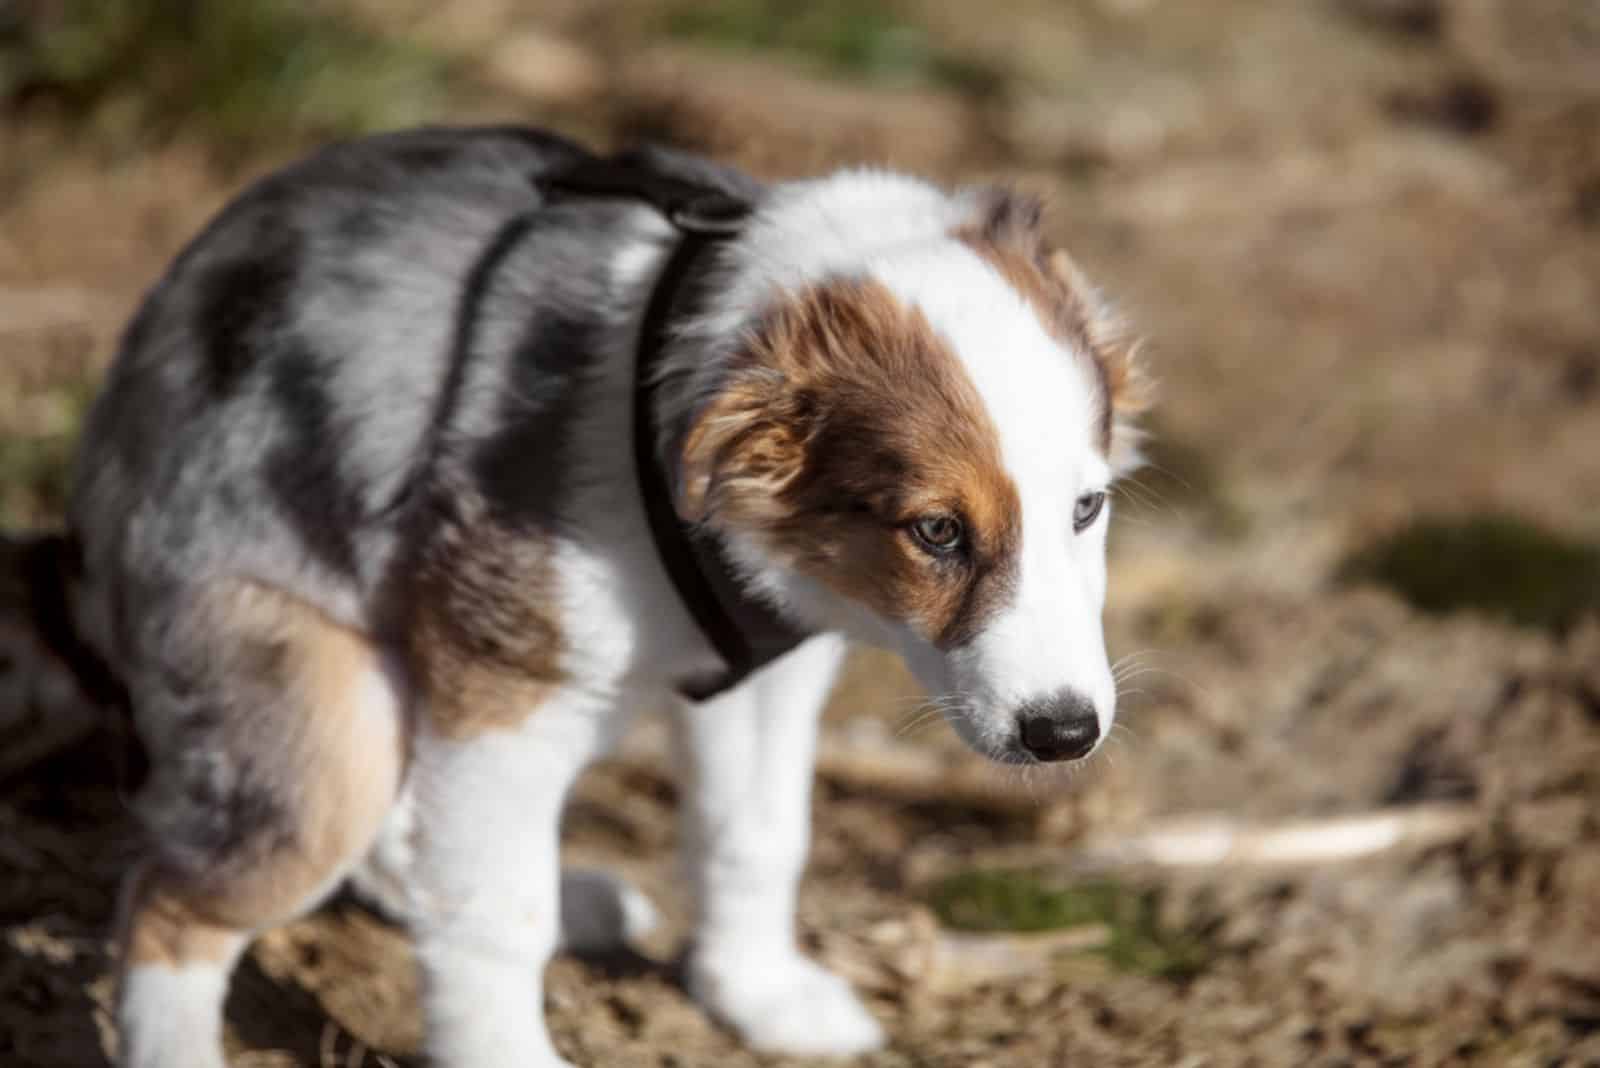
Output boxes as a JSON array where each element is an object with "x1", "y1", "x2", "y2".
[
  {"x1": 671, "y1": 633, "x2": 886, "y2": 1056},
  {"x1": 115, "y1": 864, "x2": 248, "y2": 1068},
  {"x1": 114, "y1": 582, "x2": 405, "y2": 1068}
]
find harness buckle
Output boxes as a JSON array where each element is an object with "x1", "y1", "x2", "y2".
[{"x1": 668, "y1": 192, "x2": 751, "y2": 236}]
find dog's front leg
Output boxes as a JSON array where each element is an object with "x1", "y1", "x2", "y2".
[
  {"x1": 671, "y1": 633, "x2": 886, "y2": 1057},
  {"x1": 407, "y1": 686, "x2": 610, "y2": 1068}
]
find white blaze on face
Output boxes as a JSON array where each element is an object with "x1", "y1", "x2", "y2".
[{"x1": 872, "y1": 244, "x2": 1117, "y2": 755}]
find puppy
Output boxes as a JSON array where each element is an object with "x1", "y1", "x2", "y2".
[{"x1": 55, "y1": 125, "x2": 1146, "y2": 1067}]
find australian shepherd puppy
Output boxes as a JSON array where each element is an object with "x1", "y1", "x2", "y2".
[{"x1": 53, "y1": 125, "x2": 1146, "y2": 1067}]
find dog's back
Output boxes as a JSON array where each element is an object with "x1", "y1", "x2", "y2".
[{"x1": 72, "y1": 127, "x2": 591, "y2": 651}]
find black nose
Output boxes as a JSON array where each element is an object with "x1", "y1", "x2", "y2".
[{"x1": 1017, "y1": 693, "x2": 1100, "y2": 762}]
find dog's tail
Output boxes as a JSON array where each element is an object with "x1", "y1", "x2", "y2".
[{"x1": 0, "y1": 531, "x2": 129, "y2": 779}]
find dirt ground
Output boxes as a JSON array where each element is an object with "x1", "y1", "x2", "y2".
[{"x1": 3, "y1": 1, "x2": 1600, "y2": 1065}]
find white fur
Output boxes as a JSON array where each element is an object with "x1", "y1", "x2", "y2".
[
  {"x1": 119, "y1": 950, "x2": 243, "y2": 1068},
  {"x1": 405, "y1": 691, "x2": 612, "y2": 1068},
  {"x1": 673, "y1": 634, "x2": 883, "y2": 1055},
  {"x1": 392, "y1": 644, "x2": 878, "y2": 1067},
  {"x1": 876, "y1": 245, "x2": 1117, "y2": 750}
]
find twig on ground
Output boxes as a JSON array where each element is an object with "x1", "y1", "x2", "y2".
[{"x1": 1071, "y1": 802, "x2": 1482, "y2": 871}]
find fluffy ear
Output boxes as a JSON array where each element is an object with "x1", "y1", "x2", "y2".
[
  {"x1": 675, "y1": 369, "x2": 817, "y2": 525},
  {"x1": 1105, "y1": 366, "x2": 1152, "y2": 476},
  {"x1": 965, "y1": 185, "x2": 1046, "y2": 247},
  {"x1": 1047, "y1": 250, "x2": 1153, "y2": 476}
]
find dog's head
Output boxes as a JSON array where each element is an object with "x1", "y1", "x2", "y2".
[{"x1": 670, "y1": 177, "x2": 1149, "y2": 764}]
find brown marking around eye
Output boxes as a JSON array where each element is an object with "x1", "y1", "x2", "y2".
[{"x1": 682, "y1": 276, "x2": 1022, "y2": 646}]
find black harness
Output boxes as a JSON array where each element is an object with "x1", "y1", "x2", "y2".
[{"x1": 539, "y1": 154, "x2": 812, "y2": 701}]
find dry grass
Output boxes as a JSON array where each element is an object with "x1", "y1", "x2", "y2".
[{"x1": 1, "y1": 0, "x2": 448, "y2": 156}]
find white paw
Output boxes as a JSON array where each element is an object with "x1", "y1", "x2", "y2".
[
  {"x1": 687, "y1": 948, "x2": 885, "y2": 1057},
  {"x1": 559, "y1": 868, "x2": 660, "y2": 954}
]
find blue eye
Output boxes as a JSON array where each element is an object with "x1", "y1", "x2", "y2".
[
  {"x1": 1073, "y1": 491, "x2": 1106, "y2": 533},
  {"x1": 911, "y1": 515, "x2": 964, "y2": 554}
]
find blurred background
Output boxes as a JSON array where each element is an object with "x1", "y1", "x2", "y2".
[{"x1": 2, "y1": 1, "x2": 1599, "y2": 1064}]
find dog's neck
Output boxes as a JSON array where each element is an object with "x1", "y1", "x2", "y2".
[
  {"x1": 647, "y1": 171, "x2": 979, "y2": 644},
  {"x1": 545, "y1": 156, "x2": 974, "y2": 694},
  {"x1": 627, "y1": 184, "x2": 814, "y2": 699}
]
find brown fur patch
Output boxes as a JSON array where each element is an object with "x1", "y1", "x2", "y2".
[
  {"x1": 406, "y1": 489, "x2": 565, "y2": 738},
  {"x1": 681, "y1": 278, "x2": 1021, "y2": 647},
  {"x1": 123, "y1": 582, "x2": 403, "y2": 962},
  {"x1": 957, "y1": 189, "x2": 1151, "y2": 456}
]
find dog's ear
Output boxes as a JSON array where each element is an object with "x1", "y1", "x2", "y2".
[
  {"x1": 963, "y1": 189, "x2": 1154, "y2": 470},
  {"x1": 677, "y1": 283, "x2": 874, "y2": 526},
  {"x1": 966, "y1": 186, "x2": 1046, "y2": 248},
  {"x1": 1047, "y1": 250, "x2": 1154, "y2": 476},
  {"x1": 675, "y1": 367, "x2": 817, "y2": 526}
]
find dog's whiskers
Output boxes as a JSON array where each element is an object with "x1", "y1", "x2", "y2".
[
  {"x1": 890, "y1": 691, "x2": 975, "y2": 738},
  {"x1": 1111, "y1": 652, "x2": 1214, "y2": 705},
  {"x1": 1111, "y1": 479, "x2": 1164, "y2": 516}
]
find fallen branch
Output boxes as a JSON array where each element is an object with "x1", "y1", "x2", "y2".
[
  {"x1": 929, "y1": 925, "x2": 1112, "y2": 989},
  {"x1": 1071, "y1": 802, "x2": 1481, "y2": 871},
  {"x1": 818, "y1": 908, "x2": 1112, "y2": 995}
]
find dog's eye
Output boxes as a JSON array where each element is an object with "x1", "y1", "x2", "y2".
[
  {"x1": 910, "y1": 515, "x2": 964, "y2": 555},
  {"x1": 1073, "y1": 491, "x2": 1106, "y2": 533}
]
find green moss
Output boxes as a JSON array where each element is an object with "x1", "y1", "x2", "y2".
[
  {"x1": 928, "y1": 870, "x2": 1211, "y2": 980},
  {"x1": 1338, "y1": 514, "x2": 1600, "y2": 634},
  {"x1": 0, "y1": 385, "x2": 93, "y2": 528},
  {"x1": 3, "y1": 0, "x2": 448, "y2": 154},
  {"x1": 931, "y1": 869, "x2": 1109, "y2": 933},
  {"x1": 661, "y1": 0, "x2": 1001, "y2": 95},
  {"x1": 0, "y1": 434, "x2": 74, "y2": 527}
]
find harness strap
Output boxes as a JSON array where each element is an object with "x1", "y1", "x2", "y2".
[{"x1": 538, "y1": 153, "x2": 811, "y2": 701}]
